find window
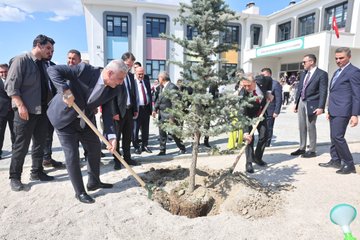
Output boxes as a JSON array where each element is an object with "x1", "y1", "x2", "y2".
[
  {"x1": 106, "y1": 15, "x2": 128, "y2": 37},
  {"x1": 186, "y1": 26, "x2": 199, "y2": 40},
  {"x1": 299, "y1": 13, "x2": 315, "y2": 36},
  {"x1": 146, "y1": 60, "x2": 166, "y2": 80},
  {"x1": 278, "y1": 21, "x2": 291, "y2": 42},
  {"x1": 324, "y1": 2, "x2": 348, "y2": 30},
  {"x1": 250, "y1": 24, "x2": 262, "y2": 48},
  {"x1": 146, "y1": 17, "x2": 166, "y2": 37},
  {"x1": 222, "y1": 63, "x2": 237, "y2": 80},
  {"x1": 222, "y1": 25, "x2": 239, "y2": 44}
]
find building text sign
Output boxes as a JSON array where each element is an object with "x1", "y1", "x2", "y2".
[{"x1": 256, "y1": 37, "x2": 304, "y2": 57}]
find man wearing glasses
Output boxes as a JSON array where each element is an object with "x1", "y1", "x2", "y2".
[{"x1": 291, "y1": 54, "x2": 328, "y2": 158}]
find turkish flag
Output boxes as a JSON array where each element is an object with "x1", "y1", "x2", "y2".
[{"x1": 332, "y1": 15, "x2": 340, "y2": 38}]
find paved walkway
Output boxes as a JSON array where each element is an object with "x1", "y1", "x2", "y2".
[{"x1": 0, "y1": 104, "x2": 359, "y2": 169}]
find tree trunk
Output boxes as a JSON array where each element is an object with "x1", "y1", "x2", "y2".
[{"x1": 189, "y1": 131, "x2": 200, "y2": 192}]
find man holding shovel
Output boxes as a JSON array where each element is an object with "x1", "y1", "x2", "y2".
[
  {"x1": 239, "y1": 73, "x2": 273, "y2": 173},
  {"x1": 47, "y1": 60, "x2": 128, "y2": 204}
]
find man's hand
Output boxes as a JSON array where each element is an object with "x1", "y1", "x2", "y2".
[
  {"x1": 18, "y1": 104, "x2": 29, "y2": 121},
  {"x1": 243, "y1": 132, "x2": 252, "y2": 144},
  {"x1": 266, "y1": 93, "x2": 274, "y2": 102},
  {"x1": 313, "y1": 108, "x2": 324, "y2": 116},
  {"x1": 133, "y1": 112, "x2": 138, "y2": 119},
  {"x1": 326, "y1": 113, "x2": 330, "y2": 120},
  {"x1": 152, "y1": 111, "x2": 157, "y2": 118},
  {"x1": 293, "y1": 105, "x2": 298, "y2": 113},
  {"x1": 349, "y1": 116, "x2": 358, "y2": 127},
  {"x1": 63, "y1": 90, "x2": 75, "y2": 107},
  {"x1": 107, "y1": 138, "x2": 117, "y2": 153},
  {"x1": 273, "y1": 113, "x2": 278, "y2": 118},
  {"x1": 113, "y1": 114, "x2": 120, "y2": 121}
]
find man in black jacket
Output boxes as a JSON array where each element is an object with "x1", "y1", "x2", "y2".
[
  {"x1": 102, "y1": 52, "x2": 139, "y2": 170},
  {"x1": 152, "y1": 71, "x2": 186, "y2": 155},
  {"x1": 240, "y1": 73, "x2": 272, "y2": 173}
]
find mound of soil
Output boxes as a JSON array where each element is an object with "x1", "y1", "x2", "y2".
[{"x1": 143, "y1": 166, "x2": 294, "y2": 219}]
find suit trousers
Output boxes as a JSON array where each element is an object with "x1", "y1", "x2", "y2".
[
  {"x1": 43, "y1": 116, "x2": 55, "y2": 160},
  {"x1": 56, "y1": 119, "x2": 101, "y2": 195},
  {"x1": 297, "y1": 98, "x2": 317, "y2": 152},
  {"x1": 9, "y1": 111, "x2": 47, "y2": 180},
  {"x1": 0, "y1": 110, "x2": 15, "y2": 156},
  {"x1": 329, "y1": 115, "x2": 353, "y2": 165},
  {"x1": 245, "y1": 118, "x2": 268, "y2": 163},
  {"x1": 133, "y1": 105, "x2": 151, "y2": 149},
  {"x1": 159, "y1": 123, "x2": 185, "y2": 152},
  {"x1": 115, "y1": 108, "x2": 133, "y2": 162},
  {"x1": 266, "y1": 115, "x2": 275, "y2": 146}
]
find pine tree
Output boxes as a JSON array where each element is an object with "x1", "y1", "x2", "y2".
[{"x1": 160, "y1": 0, "x2": 251, "y2": 192}]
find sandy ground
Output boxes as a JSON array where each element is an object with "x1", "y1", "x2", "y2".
[{"x1": 1, "y1": 142, "x2": 360, "y2": 240}]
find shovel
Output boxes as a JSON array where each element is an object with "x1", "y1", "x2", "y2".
[
  {"x1": 229, "y1": 100, "x2": 271, "y2": 173},
  {"x1": 71, "y1": 102, "x2": 155, "y2": 197}
]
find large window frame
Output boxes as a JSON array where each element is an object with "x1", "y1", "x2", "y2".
[
  {"x1": 324, "y1": 1, "x2": 348, "y2": 30},
  {"x1": 277, "y1": 21, "x2": 292, "y2": 42},
  {"x1": 146, "y1": 60, "x2": 166, "y2": 80},
  {"x1": 250, "y1": 24, "x2": 263, "y2": 48},
  {"x1": 106, "y1": 15, "x2": 129, "y2": 37},
  {"x1": 146, "y1": 17, "x2": 167, "y2": 38},
  {"x1": 222, "y1": 25, "x2": 240, "y2": 44},
  {"x1": 298, "y1": 13, "x2": 316, "y2": 36}
]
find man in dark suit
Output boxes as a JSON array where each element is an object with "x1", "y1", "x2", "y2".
[
  {"x1": 239, "y1": 73, "x2": 272, "y2": 173},
  {"x1": 0, "y1": 64, "x2": 15, "y2": 159},
  {"x1": 152, "y1": 71, "x2": 186, "y2": 155},
  {"x1": 291, "y1": 54, "x2": 328, "y2": 158},
  {"x1": 42, "y1": 46, "x2": 65, "y2": 169},
  {"x1": 319, "y1": 47, "x2": 360, "y2": 174},
  {"x1": 102, "y1": 52, "x2": 139, "y2": 170},
  {"x1": 133, "y1": 66, "x2": 152, "y2": 154},
  {"x1": 47, "y1": 59, "x2": 128, "y2": 203},
  {"x1": 261, "y1": 68, "x2": 282, "y2": 147}
]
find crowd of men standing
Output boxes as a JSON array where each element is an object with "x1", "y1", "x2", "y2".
[{"x1": 0, "y1": 33, "x2": 359, "y2": 204}]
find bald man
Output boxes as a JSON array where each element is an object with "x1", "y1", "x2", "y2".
[{"x1": 133, "y1": 67, "x2": 153, "y2": 154}]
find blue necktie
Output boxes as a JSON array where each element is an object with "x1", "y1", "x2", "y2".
[{"x1": 331, "y1": 68, "x2": 341, "y2": 88}]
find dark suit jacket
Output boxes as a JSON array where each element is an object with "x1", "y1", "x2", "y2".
[
  {"x1": 46, "y1": 63, "x2": 121, "y2": 134},
  {"x1": 266, "y1": 79, "x2": 282, "y2": 116},
  {"x1": 295, "y1": 67, "x2": 328, "y2": 111},
  {"x1": 328, "y1": 63, "x2": 360, "y2": 117},
  {"x1": 102, "y1": 72, "x2": 138, "y2": 120},
  {"x1": 239, "y1": 82, "x2": 269, "y2": 133},
  {"x1": 154, "y1": 82, "x2": 179, "y2": 121},
  {"x1": 0, "y1": 80, "x2": 12, "y2": 117}
]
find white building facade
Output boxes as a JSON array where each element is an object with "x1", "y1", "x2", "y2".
[{"x1": 81, "y1": 0, "x2": 360, "y2": 81}]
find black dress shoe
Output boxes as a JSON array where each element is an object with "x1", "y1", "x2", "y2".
[
  {"x1": 301, "y1": 151, "x2": 316, "y2": 158},
  {"x1": 178, "y1": 149, "x2": 187, "y2": 155},
  {"x1": 30, "y1": 171, "x2": 55, "y2": 181},
  {"x1": 336, "y1": 164, "x2": 356, "y2": 174},
  {"x1": 10, "y1": 179, "x2": 24, "y2": 192},
  {"x1": 319, "y1": 160, "x2": 341, "y2": 169},
  {"x1": 290, "y1": 149, "x2": 306, "y2": 156},
  {"x1": 158, "y1": 151, "x2": 166, "y2": 156},
  {"x1": 142, "y1": 146, "x2": 152, "y2": 153},
  {"x1": 126, "y1": 159, "x2": 140, "y2": 166},
  {"x1": 87, "y1": 182, "x2": 113, "y2": 191},
  {"x1": 75, "y1": 193, "x2": 95, "y2": 204},
  {"x1": 253, "y1": 158, "x2": 267, "y2": 166},
  {"x1": 134, "y1": 148, "x2": 142, "y2": 154},
  {"x1": 114, "y1": 162, "x2": 122, "y2": 170},
  {"x1": 204, "y1": 142, "x2": 211, "y2": 148},
  {"x1": 246, "y1": 162, "x2": 254, "y2": 173},
  {"x1": 101, "y1": 151, "x2": 106, "y2": 158}
]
